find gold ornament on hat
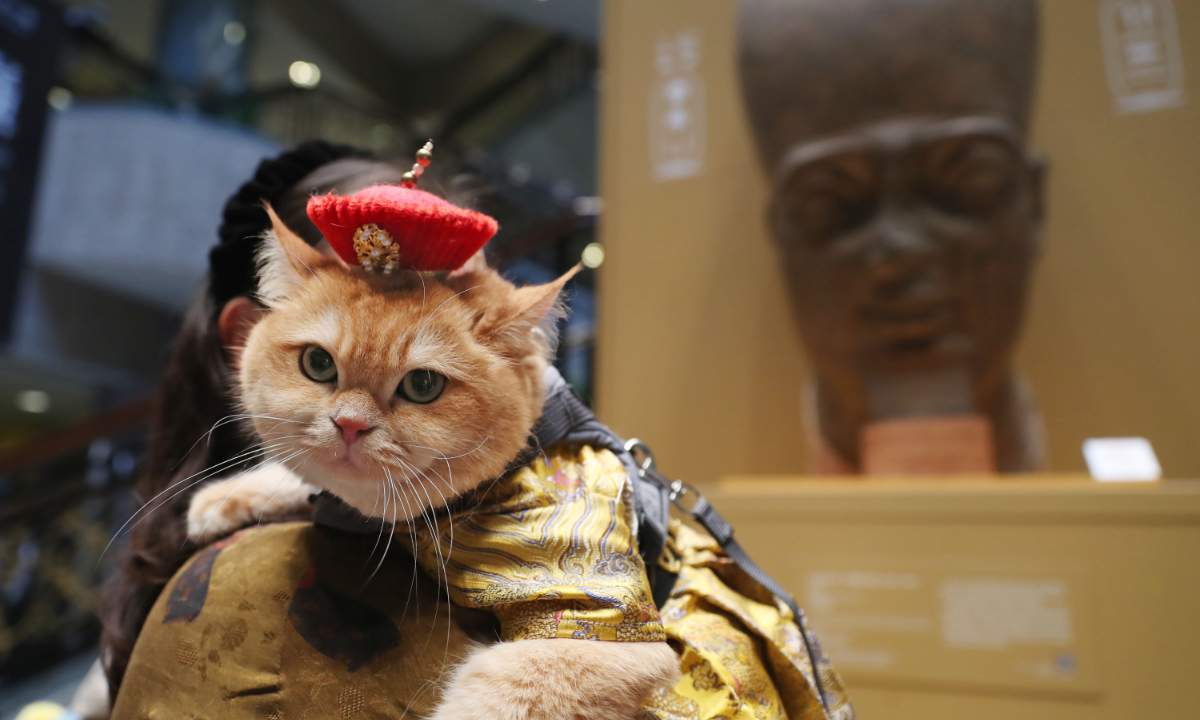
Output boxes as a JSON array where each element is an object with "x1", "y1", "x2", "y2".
[
  {"x1": 400, "y1": 140, "x2": 433, "y2": 188},
  {"x1": 353, "y1": 224, "x2": 399, "y2": 274}
]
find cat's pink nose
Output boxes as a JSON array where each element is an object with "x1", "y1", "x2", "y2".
[{"x1": 333, "y1": 416, "x2": 373, "y2": 446}]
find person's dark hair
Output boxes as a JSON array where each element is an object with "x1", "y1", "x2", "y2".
[{"x1": 99, "y1": 141, "x2": 409, "y2": 697}]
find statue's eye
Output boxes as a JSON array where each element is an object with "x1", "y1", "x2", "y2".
[
  {"x1": 780, "y1": 156, "x2": 879, "y2": 242},
  {"x1": 397, "y1": 369, "x2": 446, "y2": 404},
  {"x1": 922, "y1": 138, "x2": 1020, "y2": 217},
  {"x1": 300, "y1": 345, "x2": 337, "y2": 383}
]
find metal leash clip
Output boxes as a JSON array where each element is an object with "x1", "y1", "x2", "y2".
[{"x1": 625, "y1": 438, "x2": 702, "y2": 515}]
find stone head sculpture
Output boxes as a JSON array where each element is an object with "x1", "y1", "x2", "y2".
[{"x1": 738, "y1": 0, "x2": 1044, "y2": 472}]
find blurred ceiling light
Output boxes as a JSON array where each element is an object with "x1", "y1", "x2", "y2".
[
  {"x1": 572, "y1": 196, "x2": 603, "y2": 216},
  {"x1": 15, "y1": 390, "x2": 51, "y2": 414},
  {"x1": 223, "y1": 21, "x2": 246, "y2": 45},
  {"x1": 508, "y1": 162, "x2": 532, "y2": 185},
  {"x1": 47, "y1": 87, "x2": 72, "y2": 111},
  {"x1": 581, "y1": 242, "x2": 605, "y2": 269},
  {"x1": 289, "y1": 61, "x2": 321, "y2": 89},
  {"x1": 372, "y1": 123, "x2": 394, "y2": 145}
]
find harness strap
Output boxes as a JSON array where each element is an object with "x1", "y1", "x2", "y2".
[
  {"x1": 691, "y1": 497, "x2": 828, "y2": 702},
  {"x1": 629, "y1": 443, "x2": 833, "y2": 716}
]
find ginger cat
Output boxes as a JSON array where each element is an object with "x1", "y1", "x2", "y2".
[{"x1": 185, "y1": 208, "x2": 677, "y2": 720}]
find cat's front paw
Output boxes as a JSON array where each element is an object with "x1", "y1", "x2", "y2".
[
  {"x1": 431, "y1": 639, "x2": 678, "y2": 720},
  {"x1": 186, "y1": 463, "x2": 313, "y2": 545}
]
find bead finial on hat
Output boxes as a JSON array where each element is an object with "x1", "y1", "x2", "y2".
[{"x1": 401, "y1": 140, "x2": 434, "y2": 188}]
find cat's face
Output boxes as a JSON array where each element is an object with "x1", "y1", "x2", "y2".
[{"x1": 237, "y1": 212, "x2": 573, "y2": 520}]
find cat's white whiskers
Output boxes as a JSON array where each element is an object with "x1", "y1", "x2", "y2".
[
  {"x1": 408, "y1": 465, "x2": 460, "y2": 659},
  {"x1": 99, "y1": 439, "x2": 299, "y2": 563},
  {"x1": 410, "y1": 437, "x2": 490, "y2": 462},
  {"x1": 366, "y1": 468, "x2": 394, "y2": 570},
  {"x1": 417, "y1": 266, "x2": 428, "y2": 317},
  {"x1": 236, "y1": 446, "x2": 316, "y2": 528},
  {"x1": 401, "y1": 642, "x2": 482, "y2": 720},
  {"x1": 368, "y1": 475, "x2": 383, "y2": 523},
  {"x1": 422, "y1": 462, "x2": 469, "y2": 525},
  {"x1": 406, "y1": 458, "x2": 451, "y2": 514},
  {"x1": 384, "y1": 474, "x2": 406, "y2": 588},
  {"x1": 418, "y1": 448, "x2": 492, "y2": 529},
  {"x1": 394, "y1": 456, "x2": 455, "y2": 647},
  {"x1": 363, "y1": 471, "x2": 390, "y2": 580},
  {"x1": 258, "y1": 419, "x2": 301, "y2": 439},
  {"x1": 256, "y1": 476, "x2": 296, "y2": 525},
  {"x1": 255, "y1": 412, "x2": 304, "y2": 437},
  {"x1": 367, "y1": 466, "x2": 405, "y2": 584},
  {"x1": 405, "y1": 442, "x2": 495, "y2": 526},
  {"x1": 411, "y1": 497, "x2": 451, "y2": 659},
  {"x1": 178, "y1": 413, "x2": 300, "y2": 466},
  {"x1": 194, "y1": 447, "x2": 309, "y2": 541},
  {"x1": 275, "y1": 446, "x2": 315, "y2": 488},
  {"x1": 392, "y1": 460, "x2": 462, "y2": 720},
  {"x1": 378, "y1": 460, "x2": 426, "y2": 622},
  {"x1": 408, "y1": 461, "x2": 454, "y2": 550}
]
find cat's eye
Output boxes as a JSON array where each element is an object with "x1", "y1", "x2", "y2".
[
  {"x1": 397, "y1": 369, "x2": 446, "y2": 404},
  {"x1": 300, "y1": 345, "x2": 338, "y2": 383}
]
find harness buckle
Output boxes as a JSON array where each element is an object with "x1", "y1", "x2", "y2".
[{"x1": 625, "y1": 438, "x2": 702, "y2": 515}]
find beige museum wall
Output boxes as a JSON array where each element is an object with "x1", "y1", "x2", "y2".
[{"x1": 595, "y1": 0, "x2": 1200, "y2": 483}]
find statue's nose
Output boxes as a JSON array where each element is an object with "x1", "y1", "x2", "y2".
[{"x1": 865, "y1": 212, "x2": 937, "y2": 276}]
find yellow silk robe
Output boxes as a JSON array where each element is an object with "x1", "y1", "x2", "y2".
[{"x1": 113, "y1": 445, "x2": 853, "y2": 720}]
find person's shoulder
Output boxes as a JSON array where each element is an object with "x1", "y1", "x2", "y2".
[{"x1": 187, "y1": 520, "x2": 314, "y2": 565}]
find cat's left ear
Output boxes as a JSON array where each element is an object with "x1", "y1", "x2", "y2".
[
  {"x1": 506, "y1": 265, "x2": 581, "y2": 335},
  {"x1": 257, "y1": 203, "x2": 343, "y2": 305}
]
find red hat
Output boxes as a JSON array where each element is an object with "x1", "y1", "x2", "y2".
[
  {"x1": 305, "y1": 143, "x2": 497, "y2": 273},
  {"x1": 307, "y1": 185, "x2": 497, "y2": 273}
]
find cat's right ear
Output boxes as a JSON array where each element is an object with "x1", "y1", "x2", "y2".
[
  {"x1": 448, "y1": 250, "x2": 488, "y2": 279},
  {"x1": 257, "y1": 203, "x2": 341, "y2": 305}
]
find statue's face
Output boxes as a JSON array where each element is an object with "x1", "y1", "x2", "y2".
[{"x1": 770, "y1": 116, "x2": 1043, "y2": 400}]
